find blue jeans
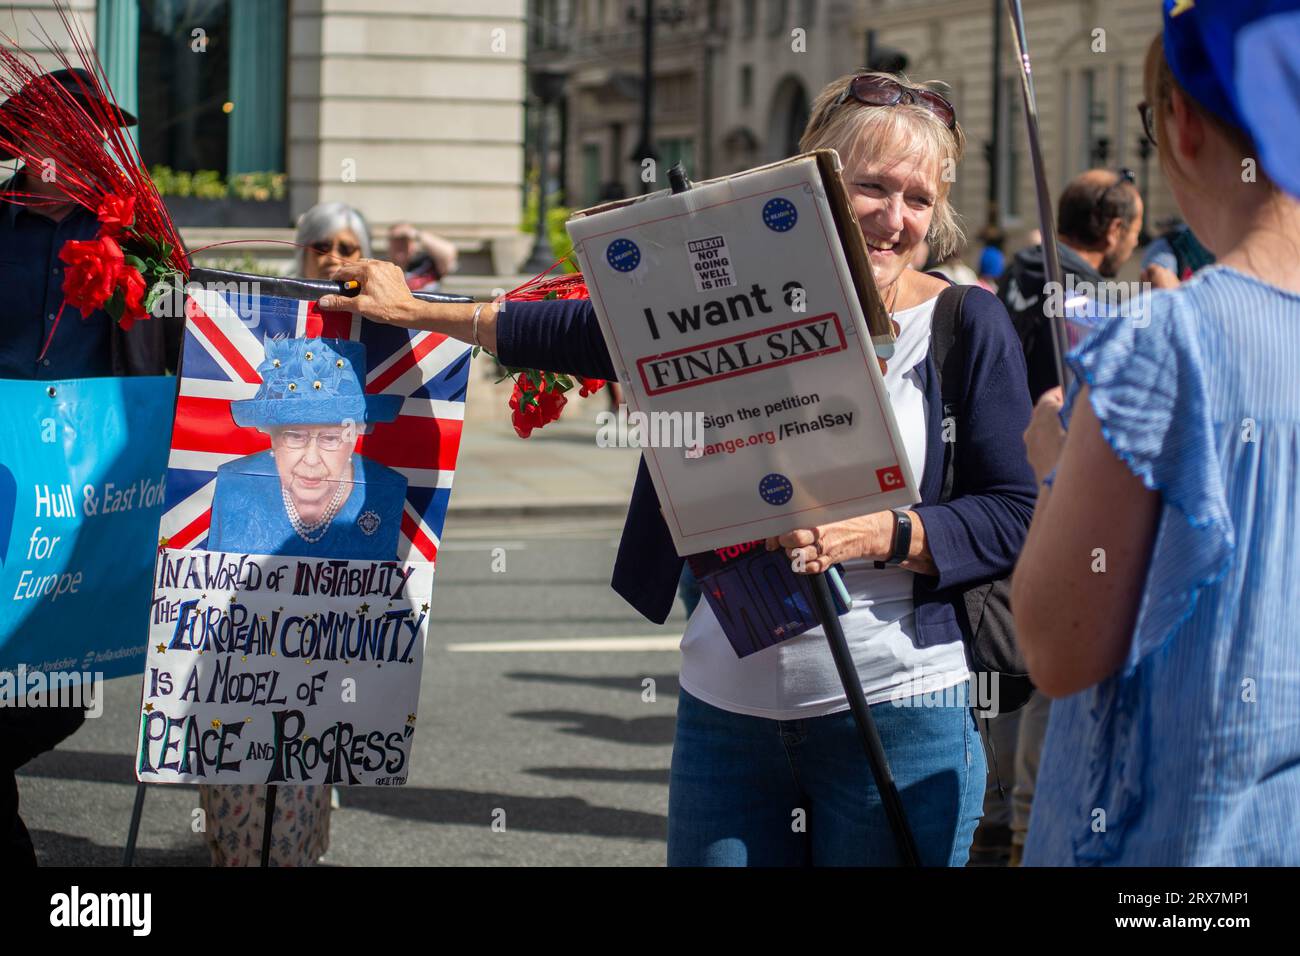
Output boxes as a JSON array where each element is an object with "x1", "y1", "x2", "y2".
[{"x1": 667, "y1": 687, "x2": 986, "y2": 866}]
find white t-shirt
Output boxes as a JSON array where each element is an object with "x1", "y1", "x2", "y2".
[{"x1": 678, "y1": 295, "x2": 972, "y2": 720}]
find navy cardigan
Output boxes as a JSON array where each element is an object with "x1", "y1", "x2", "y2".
[{"x1": 496, "y1": 287, "x2": 1037, "y2": 649}]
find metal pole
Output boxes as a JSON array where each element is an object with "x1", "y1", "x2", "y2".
[
  {"x1": 523, "y1": 85, "x2": 556, "y2": 273},
  {"x1": 809, "y1": 573, "x2": 921, "y2": 866},
  {"x1": 260, "y1": 784, "x2": 277, "y2": 867},
  {"x1": 1004, "y1": 0, "x2": 1068, "y2": 388},
  {"x1": 639, "y1": 0, "x2": 655, "y2": 194},
  {"x1": 986, "y1": 0, "x2": 1003, "y2": 240},
  {"x1": 121, "y1": 781, "x2": 148, "y2": 866}
]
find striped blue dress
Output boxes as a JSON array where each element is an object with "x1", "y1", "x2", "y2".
[{"x1": 1024, "y1": 265, "x2": 1300, "y2": 866}]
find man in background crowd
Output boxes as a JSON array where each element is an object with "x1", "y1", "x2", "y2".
[
  {"x1": 998, "y1": 168, "x2": 1144, "y2": 401},
  {"x1": 386, "y1": 221, "x2": 459, "y2": 291},
  {"x1": 1141, "y1": 217, "x2": 1215, "y2": 289}
]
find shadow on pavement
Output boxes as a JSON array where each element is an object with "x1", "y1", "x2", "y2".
[
  {"x1": 31, "y1": 829, "x2": 210, "y2": 867},
  {"x1": 341, "y1": 786, "x2": 665, "y2": 840},
  {"x1": 525, "y1": 766, "x2": 670, "y2": 785},
  {"x1": 18, "y1": 749, "x2": 147, "y2": 786},
  {"x1": 506, "y1": 672, "x2": 681, "y2": 697},
  {"x1": 511, "y1": 709, "x2": 675, "y2": 745}
]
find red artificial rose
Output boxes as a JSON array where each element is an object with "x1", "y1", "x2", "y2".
[
  {"x1": 508, "y1": 378, "x2": 568, "y2": 438},
  {"x1": 59, "y1": 235, "x2": 125, "y2": 317},
  {"x1": 115, "y1": 264, "x2": 148, "y2": 330},
  {"x1": 96, "y1": 194, "x2": 136, "y2": 238},
  {"x1": 536, "y1": 387, "x2": 567, "y2": 424},
  {"x1": 508, "y1": 382, "x2": 542, "y2": 438},
  {"x1": 577, "y1": 377, "x2": 605, "y2": 398}
]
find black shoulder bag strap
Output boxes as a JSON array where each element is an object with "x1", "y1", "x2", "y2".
[
  {"x1": 929, "y1": 283, "x2": 1035, "y2": 721},
  {"x1": 930, "y1": 284, "x2": 970, "y2": 502}
]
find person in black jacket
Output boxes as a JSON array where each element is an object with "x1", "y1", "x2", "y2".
[
  {"x1": 997, "y1": 169, "x2": 1144, "y2": 401},
  {"x1": 0, "y1": 68, "x2": 180, "y2": 866}
]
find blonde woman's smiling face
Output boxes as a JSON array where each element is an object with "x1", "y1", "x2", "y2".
[{"x1": 845, "y1": 147, "x2": 940, "y2": 293}]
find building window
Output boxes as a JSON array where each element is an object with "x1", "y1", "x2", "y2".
[
  {"x1": 136, "y1": 0, "x2": 286, "y2": 177},
  {"x1": 742, "y1": 0, "x2": 757, "y2": 38},
  {"x1": 766, "y1": 0, "x2": 788, "y2": 36},
  {"x1": 1058, "y1": 70, "x2": 1071, "y2": 184},
  {"x1": 740, "y1": 64, "x2": 754, "y2": 109},
  {"x1": 583, "y1": 143, "x2": 602, "y2": 206},
  {"x1": 657, "y1": 138, "x2": 696, "y2": 178},
  {"x1": 1080, "y1": 67, "x2": 1110, "y2": 168},
  {"x1": 998, "y1": 75, "x2": 1021, "y2": 222},
  {"x1": 799, "y1": 0, "x2": 816, "y2": 28},
  {"x1": 654, "y1": 74, "x2": 692, "y2": 116},
  {"x1": 1114, "y1": 63, "x2": 1128, "y2": 165}
]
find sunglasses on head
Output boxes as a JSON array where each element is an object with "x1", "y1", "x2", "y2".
[{"x1": 830, "y1": 74, "x2": 958, "y2": 130}]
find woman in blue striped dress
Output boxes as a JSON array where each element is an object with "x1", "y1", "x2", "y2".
[{"x1": 1013, "y1": 6, "x2": 1300, "y2": 865}]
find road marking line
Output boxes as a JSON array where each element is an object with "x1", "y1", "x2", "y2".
[
  {"x1": 439, "y1": 541, "x2": 528, "y2": 550},
  {"x1": 446, "y1": 636, "x2": 680, "y2": 652}
]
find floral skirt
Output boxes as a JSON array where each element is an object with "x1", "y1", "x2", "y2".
[{"x1": 198, "y1": 784, "x2": 330, "y2": 866}]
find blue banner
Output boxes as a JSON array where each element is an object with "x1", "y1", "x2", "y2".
[{"x1": 0, "y1": 376, "x2": 173, "y2": 681}]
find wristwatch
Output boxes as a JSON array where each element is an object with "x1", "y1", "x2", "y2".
[{"x1": 873, "y1": 509, "x2": 912, "y2": 569}]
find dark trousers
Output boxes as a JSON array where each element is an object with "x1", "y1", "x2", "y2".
[{"x1": 0, "y1": 705, "x2": 86, "y2": 866}]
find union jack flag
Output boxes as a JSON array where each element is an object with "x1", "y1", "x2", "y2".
[{"x1": 160, "y1": 285, "x2": 470, "y2": 562}]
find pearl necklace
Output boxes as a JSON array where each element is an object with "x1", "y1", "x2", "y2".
[{"x1": 283, "y1": 477, "x2": 348, "y2": 544}]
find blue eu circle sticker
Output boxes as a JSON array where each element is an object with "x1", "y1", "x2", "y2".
[
  {"x1": 759, "y1": 473, "x2": 794, "y2": 506},
  {"x1": 762, "y1": 197, "x2": 798, "y2": 232},
  {"x1": 606, "y1": 238, "x2": 641, "y2": 272}
]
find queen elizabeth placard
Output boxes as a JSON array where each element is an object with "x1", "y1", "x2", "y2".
[{"x1": 137, "y1": 285, "x2": 470, "y2": 785}]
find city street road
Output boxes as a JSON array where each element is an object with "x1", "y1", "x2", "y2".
[{"x1": 17, "y1": 512, "x2": 689, "y2": 866}]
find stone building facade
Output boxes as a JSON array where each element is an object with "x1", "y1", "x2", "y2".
[{"x1": 9, "y1": 0, "x2": 529, "y2": 278}]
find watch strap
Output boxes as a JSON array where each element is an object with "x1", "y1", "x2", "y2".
[{"x1": 873, "y1": 509, "x2": 912, "y2": 569}]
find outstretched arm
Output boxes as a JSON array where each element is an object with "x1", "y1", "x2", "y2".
[
  {"x1": 318, "y1": 259, "x2": 616, "y2": 381},
  {"x1": 319, "y1": 259, "x2": 500, "y2": 350}
]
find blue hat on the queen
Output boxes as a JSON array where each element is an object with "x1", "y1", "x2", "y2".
[{"x1": 231, "y1": 337, "x2": 402, "y2": 429}]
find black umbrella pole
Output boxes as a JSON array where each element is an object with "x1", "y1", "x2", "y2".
[{"x1": 809, "y1": 571, "x2": 921, "y2": 866}]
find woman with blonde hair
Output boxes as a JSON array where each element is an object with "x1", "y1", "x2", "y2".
[
  {"x1": 318, "y1": 73, "x2": 1036, "y2": 866},
  {"x1": 1015, "y1": 3, "x2": 1300, "y2": 865}
]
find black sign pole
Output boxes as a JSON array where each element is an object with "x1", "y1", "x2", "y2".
[
  {"x1": 260, "y1": 785, "x2": 278, "y2": 867},
  {"x1": 809, "y1": 573, "x2": 921, "y2": 865},
  {"x1": 121, "y1": 781, "x2": 148, "y2": 865}
]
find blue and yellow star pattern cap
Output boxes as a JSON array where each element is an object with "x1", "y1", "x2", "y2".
[{"x1": 1162, "y1": 0, "x2": 1300, "y2": 198}]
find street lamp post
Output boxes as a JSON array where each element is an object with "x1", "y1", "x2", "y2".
[
  {"x1": 522, "y1": 69, "x2": 566, "y2": 275},
  {"x1": 984, "y1": 0, "x2": 1004, "y2": 246},
  {"x1": 628, "y1": 0, "x2": 655, "y2": 193},
  {"x1": 626, "y1": 2, "x2": 687, "y2": 193}
]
